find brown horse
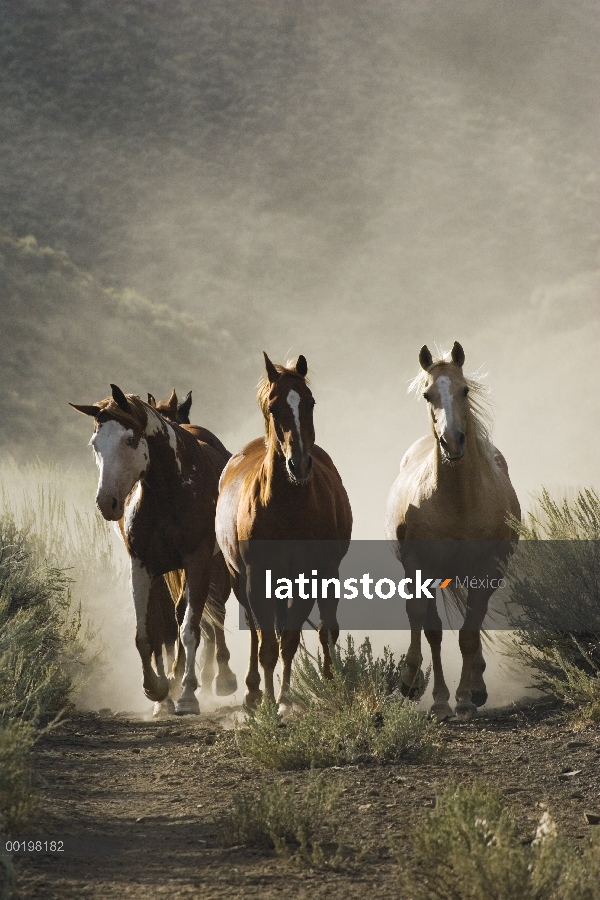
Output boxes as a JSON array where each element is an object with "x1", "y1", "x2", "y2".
[
  {"x1": 384, "y1": 342, "x2": 520, "y2": 721},
  {"x1": 216, "y1": 354, "x2": 352, "y2": 713},
  {"x1": 145, "y1": 389, "x2": 237, "y2": 711},
  {"x1": 71, "y1": 385, "x2": 235, "y2": 715}
]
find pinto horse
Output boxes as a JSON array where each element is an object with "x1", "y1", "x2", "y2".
[
  {"x1": 71, "y1": 385, "x2": 236, "y2": 715},
  {"x1": 145, "y1": 389, "x2": 236, "y2": 709},
  {"x1": 216, "y1": 354, "x2": 352, "y2": 713},
  {"x1": 384, "y1": 342, "x2": 520, "y2": 721}
]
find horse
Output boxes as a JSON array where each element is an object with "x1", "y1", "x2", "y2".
[
  {"x1": 384, "y1": 342, "x2": 520, "y2": 721},
  {"x1": 145, "y1": 389, "x2": 237, "y2": 711},
  {"x1": 70, "y1": 385, "x2": 237, "y2": 715},
  {"x1": 216, "y1": 354, "x2": 352, "y2": 713}
]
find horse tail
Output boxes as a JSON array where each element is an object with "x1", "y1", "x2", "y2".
[
  {"x1": 162, "y1": 568, "x2": 223, "y2": 636},
  {"x1": 441, "y1": 583, "x2": 491, "y2": 644}
]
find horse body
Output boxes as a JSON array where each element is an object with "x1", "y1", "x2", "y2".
[
  {"x1": 384, "y1": 342, "x2": 520, "y2": 721},
  {"x1": 216, "y1": 355, "x2": 352, "y2": 711},
  {"x1": 71, "y1": 386, "x2": 236, "y2": 715}
]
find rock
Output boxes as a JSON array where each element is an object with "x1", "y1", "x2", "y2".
[
  {"x1": 558, "y1": 769, "x2": 582, "y2": 780},
  {"x1": 98, "y1": 707, "x2": 113, "y2": 716},
  {"x1": 584, "y1": 811, "x2": 600, "y2": 826}
]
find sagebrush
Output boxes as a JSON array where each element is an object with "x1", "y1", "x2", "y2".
[
  {"x1": 221, "y1": 770, "x2": 342, "y2": 866},
  {"x1": 396, "y1": 782, "x2": 600, "y2": 900},
  {"x1": 236, "y1": 637, "x2": 439, "y2": 769}
]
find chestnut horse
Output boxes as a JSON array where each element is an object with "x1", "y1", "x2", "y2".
[
  {"x1": 384, "y1": 342, "x2": 520, "y2": 721},
  {"x1": 145, "y1": 389, "x2": 236, "y2": 711},
  {"x1": 216, "y1": 354, "x2": 352, "y2": 713},
  {"x1": 71, "y1": 385, "x2": 236, "y2": 715}
]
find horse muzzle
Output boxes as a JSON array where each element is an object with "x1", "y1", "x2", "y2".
[
  {"x1": 96, "y1": 492, "x2": 125, "y2": 521},
  {"x1": 439, "y1": 430, "x2": 465, "y2": 461},
  {"x1": 286, "y1": 453, "x2": 313, "y2": 484}
]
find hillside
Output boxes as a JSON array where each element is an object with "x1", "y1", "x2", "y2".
[{"x1": 0, "y1": 232, "x2": 250, "y2": 461}]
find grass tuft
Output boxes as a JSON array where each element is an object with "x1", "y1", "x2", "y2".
[{"x1": 221, "y1": 770, "x2": 342, "y2": 866}]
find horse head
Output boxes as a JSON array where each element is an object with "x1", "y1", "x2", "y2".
[
  {"x1": 70, "y1": 384, "x2": 150, "y2": 520},
  {"x1": 261, "y1": 352, "x2": 315, "y2": 483},
  {"x1": 418, "y1": 341, "x2": 469, "y2": 461},
  {"x1": 147, "y1": 389, "x2": 193, "y2": 424}
]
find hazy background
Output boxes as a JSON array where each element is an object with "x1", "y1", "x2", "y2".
[{"x1": 1, "y1": 0, "x2": 598, "y2": 710}]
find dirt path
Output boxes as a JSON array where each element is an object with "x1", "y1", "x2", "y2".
[{"x1": 10, "y1": 700, "x2": 600, "y2": 899}]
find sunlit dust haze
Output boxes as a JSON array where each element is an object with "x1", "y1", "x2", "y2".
[{"x1": 1, "y1": 0, "x2": 598, "y2": 712}]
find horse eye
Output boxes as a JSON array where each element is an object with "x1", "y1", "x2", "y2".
[
  {"x1": 309, "y1": 399, "x2": 316, "y2": 409},
  {"x1": 463, "y1": 386, "x2": 469, "y2": 396},
  {"x1": 126, "y1": 436, "x2": 135, "y2": 447},
  {"x1": 423, "y1": 392, "x2": 431, "y2": 402}
]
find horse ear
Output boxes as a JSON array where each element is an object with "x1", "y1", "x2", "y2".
[
  {"x1": 263, "y1": 352, "x2": 279, "y2": 384},
  {"x1": 451, "y1": 341, "x2": 465, "y2": 368},
  {"x1": 110, "y1": 384, "x2": 129, "y2": 412},
  {"x1": 178, "y1": 391, "x2": 192, "y2": 423},
  {"x1": 69, "y1": 403, "x2": 102, "y2": 418},
  {"x1": 167, "y1": 388, "x2": 178, "y2": 415},
  {"x1": 295, "y1": 355, "x2": 308, "y2": 378},
  {"x1": 419, "y1": 345, "x2": 433, "y2": 371},
  {"x1": 147, "y1": 393, "x2": 156, "y2": 407}
]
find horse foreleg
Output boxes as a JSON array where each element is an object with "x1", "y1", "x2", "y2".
[
  {"x1": 245, "y1": 620, "x2": 262, "y2": 707},
  {"x1": 456, "y1": 591, "x2": 490, "y2": 720},
  {"x1": 131, "y1": 561, "x2": 169, "y2": 703},
  {"x1": 316, "y1": 593, "x2": 340, "y2": 681},
  {"x1": 175, "y1": 544, "x2": 213, "y2": 716},
  {"x1": 424, "y1": 596, "x2": 451, "y2": 719},
  {"x1": 199, "y1": 622, "x2": 216, "y2": 699},
  {"x1": 214, "y1": 622, "x2": 238, "y2": 696},
  {"x1": 470, "y1": 637, "x2": 488, "y2": 708},
  {"x1": 258, "y1": 629, "x2": 279, "y2": 704},
  {"x1": 401, "y1": 594, "x2": 426, "y2": 700},
  {"x1": 277, "y1": 629, "x2": 301, "y2": 716}
]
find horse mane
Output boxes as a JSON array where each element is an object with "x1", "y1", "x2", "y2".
[
  {"x1": 408, "y1": 349, "x2": 495, "y2": 463},
  {"x1": 255, "y1": 360, "x2": 310, "y2": 505},
  {"x1": 94, "y1": 393, "x2": 149, "y2": 435}
]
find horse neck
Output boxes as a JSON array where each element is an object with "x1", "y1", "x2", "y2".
[
  {"x1": 432, "y1": 415, "x2": 488, "y2": 503},
  {"x1": 141, "y1": 407, "x2": 179, "y2": 492}
]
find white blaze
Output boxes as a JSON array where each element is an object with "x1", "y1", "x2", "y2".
[
  {"x1": 436, "y1": 375, "x2": 454, "y2": 431},
  {"x1": 287, "y1": 389, "x2": 303, "y2": 454},
  {"x1": 91, "y1": 419, "x2": 149, "y2": 508}
]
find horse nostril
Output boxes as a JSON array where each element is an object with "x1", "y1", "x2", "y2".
[
  {"x1": 111, "y1": 497, "x2": 118, "y2": 511},
  {"x1": 306, "y1": 456, "x2": 313, "y2": 473},
  {"x1": 459, "y1": 432, "x2": 465, "y2": 448}
]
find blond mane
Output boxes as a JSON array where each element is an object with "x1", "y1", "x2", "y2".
[{"x1": 254, "y1": 359, "x2": 310, "y2": 505}]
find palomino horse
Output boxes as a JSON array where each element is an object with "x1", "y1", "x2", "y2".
[
  {"x1": 216, "y1": 354, "x2": 352, "y2": 713},
  {"x1": 146, "y1": 389, "x2": 237, "y2": 709},
  {"x1": 70, "y1": 385, "x2": 236, "y2": 715},
  {"x1": 384, "y1": 342, "x2": 520, "y2": 721}
]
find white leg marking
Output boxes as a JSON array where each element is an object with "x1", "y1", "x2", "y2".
[{"x1": 287, "y1": 389, "x2": 303, "y2": 454}]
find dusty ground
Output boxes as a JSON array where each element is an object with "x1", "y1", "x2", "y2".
[{"x1": 9, "y1": 699, "x2": 600, "y2": 899}]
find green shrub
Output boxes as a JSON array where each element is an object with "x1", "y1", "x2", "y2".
[
  {"x1": 0, "y1": 850, "x2": 15, "y2": 900},
  {"x1": 395, "y1": 782, "x2": 600, "y2": 900},
  {"x1": 235, "y1": 638, "x2": 439, "y2": 769},
  {"x1": 502, "y1": 488, "x2": 600, "y2": 716},
  {"x1": 221, "y1": 770, "x2": 342, "y2": 866}
]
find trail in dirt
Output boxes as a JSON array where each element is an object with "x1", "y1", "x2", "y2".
[{"x1": 11, "y1": 700, "x2": 600, "y2": 899}]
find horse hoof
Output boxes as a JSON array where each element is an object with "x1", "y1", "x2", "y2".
[
  {"x1": 471, "y1": 690, "x2": 488, "y2": 708},
  {"x1": 174, "y1": 695, "x2": 200, "y2": 716},
  {"x1": 277, "y1": 700, "x2": 294, "y2": 720},
  {"x1": 244, "y1": 691, "x2": 263, "y2": 709},
  {"x1": 143, "y1": 676, "x2": 169, "y2": 703},
  {"x1": 455, "y1": 702, "x2": 477, "y2": 721},
  {"x1": 215, "y1": 671, "x2": 238, "y2": 697},
  {"x1": 153, "y1": 697, "x2": 176, "y2": 717},
  {"x1": 401, "y1": 681, "x2": 423, "y2": 701},
  {"x1": 430, "y1": 701, "x2": 453, "y2": 721}
]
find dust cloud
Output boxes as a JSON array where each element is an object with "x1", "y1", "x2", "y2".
[{"x1": 1, "y1": 0, "x2": 599, "y2": 711}]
